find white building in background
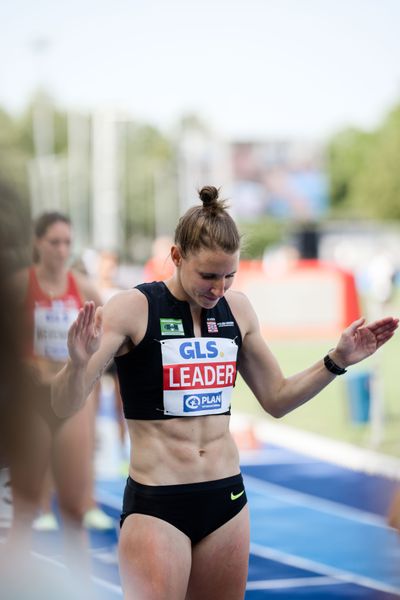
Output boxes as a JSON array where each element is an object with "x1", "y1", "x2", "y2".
[
  {"x1": 91, "y1": 108, "x2": 125, "y2": 253},
  {"x1": 28, "y1": 93, "x2": 66, "y2": 218},
  {"x1": 28, "y1": 155, "x2": 65, "y2": 217},
  {"x1": 67, "y1": 111, "x2": 91, "y2": 251}
]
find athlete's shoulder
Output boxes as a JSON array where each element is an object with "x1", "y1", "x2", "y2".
[
  {"x1": 224, "y1": 288, "x2": 259, "y2": 336},
  {"x1": 101, "y1": 288, "x2": 148, "y2": 343},
  {"x1": 225, "y1": 288, "x2": 253, "y2": 312},
  {"x1": 102, "y1": 287, "x2": 148, "y2": 318}
]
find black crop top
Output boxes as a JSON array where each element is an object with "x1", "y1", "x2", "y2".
[{"x1": 114, "y1": 281, "x2": 242, "y2": 420}]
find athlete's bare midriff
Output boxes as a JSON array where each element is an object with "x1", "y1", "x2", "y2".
[{"x1": 126, "y1": 414, "x2": 240, "y2": 485}]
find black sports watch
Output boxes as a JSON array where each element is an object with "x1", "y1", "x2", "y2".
[{"x1": 323, "y1": 353, "x2": 347, "y2": 375}]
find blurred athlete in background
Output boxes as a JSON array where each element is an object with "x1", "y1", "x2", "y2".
[{"x1": 9, "y1": 211, "x2": 111, "y2": 579}]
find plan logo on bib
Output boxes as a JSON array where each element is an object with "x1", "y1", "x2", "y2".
[{"x1": 183, "y1": 392, "x2": 222, "y2": 412}]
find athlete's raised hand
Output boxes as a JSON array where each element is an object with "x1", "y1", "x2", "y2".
[
  {"x1": 67, "y1": 301, "x2": 103, "y2": 366},
  {"x1": 331, "y1": 316, "x2": 399, "y2": 369}
]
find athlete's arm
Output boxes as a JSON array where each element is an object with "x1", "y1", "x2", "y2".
[
  {"x1": 73, "y1": 270, "x2": 103, "y2": 307},
  {"x1": 51, "y1": 290, "x2": 146, "y2": 418},
  {"x1": 232, "y1": 293, "x2": 398, "y2": 418}
]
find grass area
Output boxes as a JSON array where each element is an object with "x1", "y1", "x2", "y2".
[{"x1": 233, "y1": 332, "x2": 400, "y2": 458}]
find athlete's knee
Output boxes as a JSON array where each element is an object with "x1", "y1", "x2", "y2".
[{"x1": 57, "y1": 499, "x2": 85, "y2": 524}]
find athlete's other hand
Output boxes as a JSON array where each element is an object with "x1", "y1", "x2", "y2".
[
  {"x1": 330, "y1": 316, "x2": 399, "y2": 369},
  {"x1": 68, "y1": 301, "x2": 102, "y2": 366}
]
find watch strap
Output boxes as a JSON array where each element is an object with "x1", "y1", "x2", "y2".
[{"x1": 323, "y1": 353, "x2": 347, "y2": 375}]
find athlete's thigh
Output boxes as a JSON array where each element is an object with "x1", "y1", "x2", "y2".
[
  {"x1": 52, "y1": 394, "x2": 96, "y2": 511},
  {"x1": 186, "y1": 505, "x2": 250, "y2": 600},
  {"x1": 10, "y1": 410, "x2": 51, "y2": 505},
  {"x1": 119, "y1": 513, "x2": 192, "y2": 600}
]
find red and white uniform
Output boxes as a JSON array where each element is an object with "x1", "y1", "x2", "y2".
[{"x1": 23, "y1": 267, "x2": 83, "y2": 362}]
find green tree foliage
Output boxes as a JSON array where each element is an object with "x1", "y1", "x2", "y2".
[
  {"x1": 0, "y1": 93, "x2": 70, "y2": 216},
  {"x1": 124, "y1": 123, "x2": 177, "y2": 260},
  {"x1": 0, "y1": 95, "x2": 177, "y2": 262},
  {"x1": 327, "y1": 102, "x2": 400, "y2": 220},
  {"x1": 0, "y1": 108, "x2": 31, "y2": 198},
  {"x1": 239, "y1": 218, "x2": 286, "y2": 259},
  {"x1": 0, "y1": 109, "x2": 32, "y2": 270},
  {"x1": 0, "y1": 181, "x2": 32, "y2": 272},
  {"x1": 326, "y1": 127, "x2": 375, "y2": 213},
  {"x1": 351, "y1": 106, "x2": 400, "y2": 219}
]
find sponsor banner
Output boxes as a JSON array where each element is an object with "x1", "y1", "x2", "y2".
[{"x1": 161, "y1": 337, "x2": 238, "y2": 416}]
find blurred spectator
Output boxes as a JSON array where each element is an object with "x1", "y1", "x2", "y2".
[
  {"x1": 367, "y1": 250, "x2": 396, "y2": 305},
  {"x1": 7, "y1": 211, "x2": 109, "y2": 579},
  {"x1": 143, "y1": 235, "x2": 174, "y2": 282},
  {"x1": 0, "y1": 189, "x2": 94, "y2": 597}
]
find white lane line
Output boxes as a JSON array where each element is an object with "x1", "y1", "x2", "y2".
[
  {"x1": 29, "y1": 549, "x2": 123, "y2": 596},
  {"x1": 240, "y1": 448, "x2": 319, "y2": 465},
  {"x1": 91, "y1": 576, "x2": 123, "y2": 596},
  {"x1": 250, "y1": 543, "x2": 400, "y2": 596},
  {"x1": 253, "y1": 419, "x2": 400, "y2": 480},
  {"x1": 246, "y1": 576, "x2": 342, "y2": 590},
  {"x1": 244, "y1": 473, "x2": 389, "y2": 528}
]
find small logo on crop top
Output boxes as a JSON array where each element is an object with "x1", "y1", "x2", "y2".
[
  {"x1": 217, "y1": 321, "x2": 234, "y2": 328},
  {"x1": 206, "y1": 318, "x2": 218, "y2": 333},
  {"x1": 160, "y1": 318, "x2": 184, "y2": 336},
  {"x1": 183, "y1": 392, "x2": 222, "y2": 412}
]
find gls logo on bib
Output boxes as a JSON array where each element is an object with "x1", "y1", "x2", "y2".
[{"x1": 179, "y1": 340, "x2": 218, "y2": 360}]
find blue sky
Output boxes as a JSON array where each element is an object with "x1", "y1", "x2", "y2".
[{"x1": 2, "y1": 0, "x2": 400, "y2": 140}]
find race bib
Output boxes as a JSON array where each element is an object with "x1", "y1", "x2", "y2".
[
  {"x1": 161, "y1": 337, "x2": 238, "y2": 416},
  {"x1": 33, "y1": 300, "x2": 79, "y2": 361}
]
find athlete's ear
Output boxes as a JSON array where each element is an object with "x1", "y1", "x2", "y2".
[{"x1": 170, "y1": 245, "x2": 182, "y2": 267}]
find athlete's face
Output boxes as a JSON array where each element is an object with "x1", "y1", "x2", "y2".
[
  {"x1": 173, "y1": 246, "x2": 239, "y2": 309},
  {"x1": 35, "y1": 221, "x2": 72, "y2": 269}
]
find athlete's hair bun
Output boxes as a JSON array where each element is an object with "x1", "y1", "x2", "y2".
[
  {"x1": 198, "y1": 186, "x2": 219, "y2": 208},
  {"x1": 175, "y1": 184, "x2": 239, "y2": 255}
]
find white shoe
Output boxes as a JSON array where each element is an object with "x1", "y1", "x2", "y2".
[
  {"x1": 32, "y1": 512, "x2": 59, "y2": 531},
  {"x1": 83, "y1": 507, "x2": 114, "y2": 530}
]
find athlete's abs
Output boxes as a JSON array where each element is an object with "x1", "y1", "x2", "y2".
[{"x1": 126, "y1": 414, "x2": 240, "y2": 485}]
